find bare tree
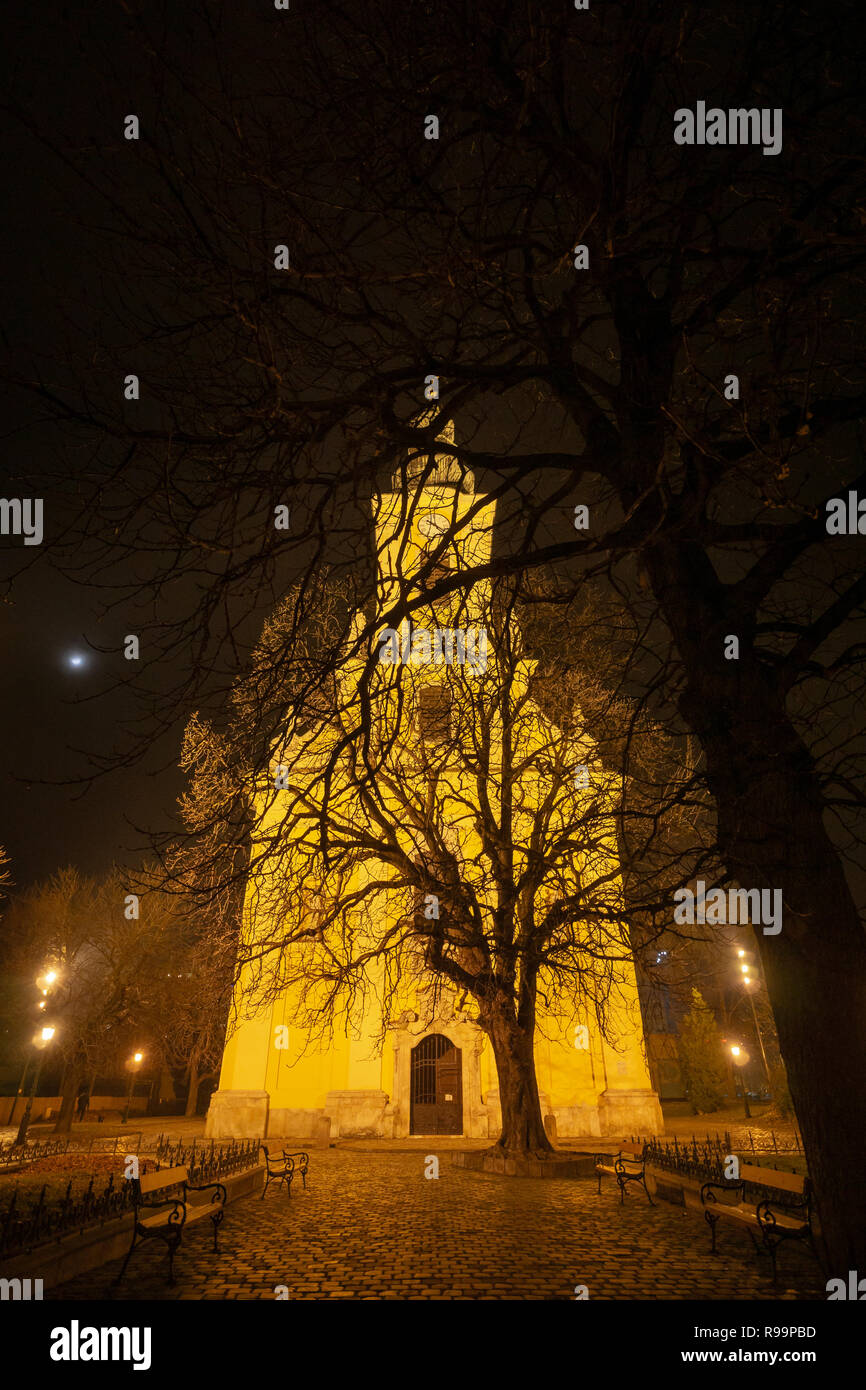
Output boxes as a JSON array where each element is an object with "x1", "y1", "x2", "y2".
[
  {"x1": 221, "y1": 564, "x2": 695, "y2": 1154},
  {"x1": 1, "y1": 868, "x2": 158, "y2": 1131},
  {"x1": 133, "y1": 898, "x2": 231, "y2": 1118},
  {"x1": 6, "y1": 0, "x2": 866, "y2": 1263}
]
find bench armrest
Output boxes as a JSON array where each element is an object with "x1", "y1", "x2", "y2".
[
  {"x1": 266, "y1": 1155, "x2": 293, "y2": 1174},
  {"x1": 701, "y1": 1180, "x2": 744, "y2": 1205},
  {"x1": 134, "y1": 1196, "x2": 187, "y2": 1224},
  {"x1": 282, "y1": 1150, "x2": 309, "y2": 1166},
  {"x1": 756, "y1": 1196, "x2": 809, "y2": 1229},
  {"x1": 185, "y1": 1180, "x2": 227, "y2": 1205},
  {"x1": 614, "y1": 1155, "x2": 645, "y2": 1174}
]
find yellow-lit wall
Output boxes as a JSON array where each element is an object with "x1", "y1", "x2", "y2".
[{"x1": 209, "y1": 454, "x2": 661, "y2": 1140}]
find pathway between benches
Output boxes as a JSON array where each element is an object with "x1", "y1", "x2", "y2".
[{"x1": 48, "y1": 1150, "x2": 826, "y2": 1301}]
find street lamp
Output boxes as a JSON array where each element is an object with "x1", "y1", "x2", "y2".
[
  {"x1": 14, "y1": 1025, "x2": 57, "y2": 1147},
  {"x1": 730, "y1": 1043, "x2": 751, "y2": 1119},
  {"x1": 13, "y1": 964, "x2": 61, "y2": 1145},
  {"x1": 742, "y1": 978, "x2": 771, "y2": 1086},
  {"x1": 735, "y1": 948, "x2": 771, "y2": 1089},
  {"x1": 122, "y1": 1051, "x2": 144, "y2": 1124}
]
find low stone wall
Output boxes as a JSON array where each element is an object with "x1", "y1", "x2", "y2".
[
  {"x1": 645, "y1": 1166, "x2": 707, "y2": 1212},
  {"x1": 267, "y1": 1111, "x2": 332, "y2": 1145},
  {"x1": 452, "y1": 1150, "x2": 596, "y2": 1178},
  {"x1": 451, "y1": 1153, "x2": 708, "y2": 1189},
  {"x1": 0, "y1": 1164, "x2": 264, "y2": 1292},
  {"x1": 0, "y1": 1095, "x2": 147, "y2": 1126}
]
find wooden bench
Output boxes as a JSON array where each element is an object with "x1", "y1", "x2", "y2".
[
  {"x1": 115, "y1": 1165, "x2": 226, "y2": 1286},
  {"x1": 595, "y1": 1141, "x2": 655, "y2": 1206},
  {"x1": 700, "y1": 1165, "x2": 819, "y2": 1282},
  {"x1": 260, "y1": 1146, "x2": 310, "y2": 1197}
]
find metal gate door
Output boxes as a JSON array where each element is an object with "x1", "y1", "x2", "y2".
[{"x1": 410, "y1": 1034, "x2": 463, "y2": 1135}]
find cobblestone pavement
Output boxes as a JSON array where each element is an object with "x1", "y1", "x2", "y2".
[{"x1": 48, "y1": 1151, "x2": 825, "y2": 1301}]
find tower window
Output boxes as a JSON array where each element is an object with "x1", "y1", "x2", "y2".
[
  {"x1": 416, "y1": 513, "x2": 452, "y2": 593},
  {"x1": 417, "y1": 684, "x2": 452, "y2": 742},
  {"x1": 418, "y1": 540, "x2": 452, "y2": 592}
]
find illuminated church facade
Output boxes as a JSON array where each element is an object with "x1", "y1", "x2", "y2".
[{"x1": 207, "y1": 427, "x2": 662, "y2": 1142}]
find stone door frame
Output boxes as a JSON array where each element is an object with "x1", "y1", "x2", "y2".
[{"x1": 389, "y1": 1016, "x2": 488, "y2": 1138}]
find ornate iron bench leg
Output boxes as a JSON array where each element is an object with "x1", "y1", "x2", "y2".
[
  {"x1": 745, "y1": 1225, "x2": 763, "y2": 1260},
  {"x1": 705, "y1": 1208, "x2": 720, "y2": 1255},
  {"x1": 641, "y1": 1173, "x2": 655, "y2": 1207},
  {"x1": 767, "y1": 1237, "x2": 779, "y2": 1285},
  {"x1": 211, "y1": 1207, "x2": 224, "y2": 1253},
  {"x1": 166, "y1": 1231, "x2": 182, "y2": 1287},
  {"x1": 114, "y1": 1229, "x2": 139, "y2": 1285}
]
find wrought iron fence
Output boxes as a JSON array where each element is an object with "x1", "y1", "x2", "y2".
[
  {"x1": 635, "y1": 1133, "x2": 808, "y2": 1204},
  {"x1": 153, "y1": 1136, "x2": 261, "y2": 1185},
  {"x1": 735, "y1": 1128, "x2": 805, "y2": 1155},
  {"x1": 0, "y1": 1172, "x2": 137, "y2": 1259},
  {"x1": 641, "y1": 1136, "x2": 728, "y2": 1185},
  {"x1": 0, "y1": 1138, "x2": 261, "y2": 1260},
  {"x1": 627, "y1": 1130, "x2": 803, "y2": 1164},
  {"x1": 0, "y1": 1134, "x2": 144, "y2": 1164}
]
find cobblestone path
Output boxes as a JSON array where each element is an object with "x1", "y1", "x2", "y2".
[{"x1": 49, "y1": 1151, "x2": 825, "y2": 1301}]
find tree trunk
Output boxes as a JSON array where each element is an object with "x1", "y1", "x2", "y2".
[
  {"x1": 484, "y1": 1005, "x2": 553, "y2": 1156},
  {"x1": 708, "y1": 738, "x2": 866, "y2": 1276},
  {"x1": 648, "y1": 536, "x2": 866, "y2": 1274},
  {"x1": 185, "y1": 1054, "x2": 200, "y2": 1117},
  {"x1": 53, "y1": 1063, "x2": 82, "y2": 1135}
]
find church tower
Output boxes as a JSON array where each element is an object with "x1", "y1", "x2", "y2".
[{"x1": 206, "y1": 423, "x2": 662, "y2": 1142}]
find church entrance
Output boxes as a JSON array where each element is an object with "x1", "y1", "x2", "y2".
[{"x1": 410, "y1": 1034, "x2": 463, "y2": 1134}]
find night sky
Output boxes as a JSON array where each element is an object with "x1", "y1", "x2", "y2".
[
  {"x1": 0, "y1": 560, "x2": 183, "y2": 886},
  {"x1": 1, "y1": 1, "x2": 863, "y2": 900},
  {"x1": 0, "y1": 0, "x2": 550, "y2": 891},
  {"x1": 0, "y1": 8, "x2": 212, "y2": 886}
]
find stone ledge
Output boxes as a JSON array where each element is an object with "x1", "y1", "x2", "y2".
[{"x1": 452, "y1": 1150, "x2": 595, "y2": 1179}]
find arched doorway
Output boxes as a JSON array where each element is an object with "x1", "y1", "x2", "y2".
[{"x1": 410, "y1": 1034, "x2": 463, "y2": 1134}]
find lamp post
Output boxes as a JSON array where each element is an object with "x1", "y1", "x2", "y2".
[
  {"x1": 730, "y1": 1044, "x2": 751, "y2": 1119},
  {"x1": 122, "y1": 1052, "x2": 144, "y2": 1124},
  {"x1": 737, "y1": 949, "x2": 772, "y2": 1091},
  {"x1": 15, "y1": 1053, "x2": 31, "y2": 1106},
  {"x1": 14, "y1": 1026, "x2": 56, "y2": 1147}
]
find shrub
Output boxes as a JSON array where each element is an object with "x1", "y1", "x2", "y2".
[{"x1": 678, "y1": 988, "x2": 727, "y2": 1114}]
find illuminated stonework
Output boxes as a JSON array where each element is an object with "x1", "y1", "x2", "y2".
[{"x1": 207, "y1": 428, "x2": 662, "y2": 1142}]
